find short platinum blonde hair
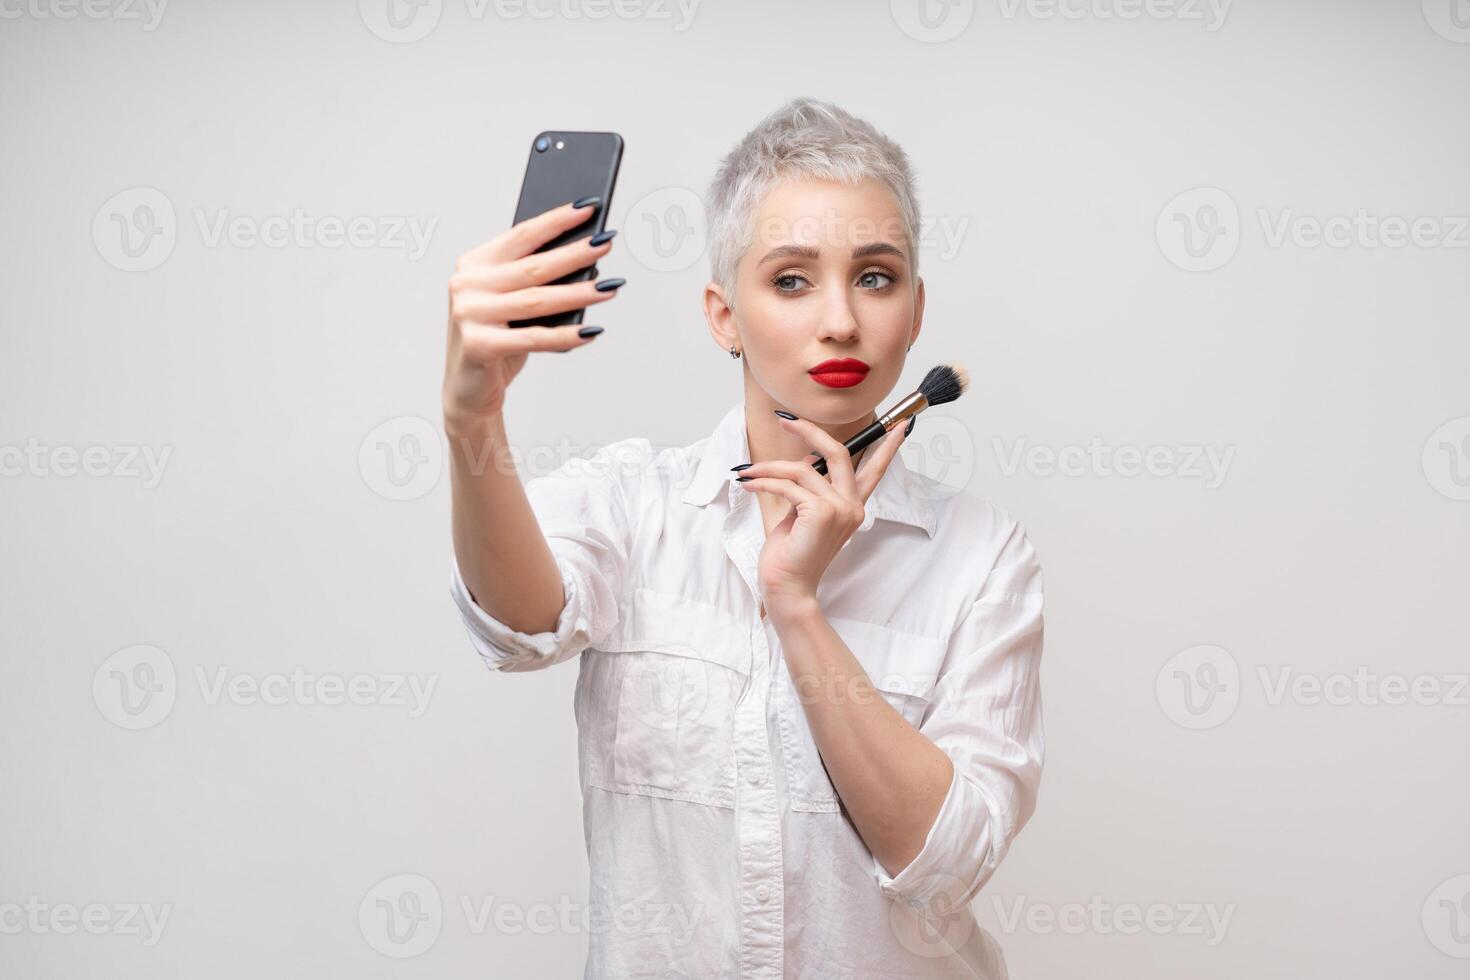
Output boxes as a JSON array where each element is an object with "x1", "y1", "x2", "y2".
[{"x1": 704, "y1": 96, "x2": 921, "y2": 310}]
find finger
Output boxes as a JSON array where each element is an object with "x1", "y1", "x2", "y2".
[
  {"x1": 451, "y1": 230, "x2": 615, "y2": 295},
  {"x1": 774, "y1": 413, "x2": 858, "y2": 498},
  {"x1": 734, "y1": 475, "x2": 821, "y2": 512},
  {"x1": 459, "y1": 322, "x2": 604, "y2": 361},
  {"x1": 453, "y1": 278, "x2": 624, "y2": 324},
  {"x1": 737, "y1": 458, "x2": 850, "y2": 510},
  {"x1": 458, "y1": 198, "x2": 601, "y2": 268},
  {"x1": 852, "y1": 418, "x2": 912, "y2": 501}
]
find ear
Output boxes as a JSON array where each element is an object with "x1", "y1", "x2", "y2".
[
  {"x1": 703, "y1": 280, "x2": 739, "y2": 352},
  {"x1": 908, "y1": 275, "x2": 926, "y2": 350}
]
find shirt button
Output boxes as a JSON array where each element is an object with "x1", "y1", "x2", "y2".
[
  {"x1": 756, "y1": 885, "x2": 770, "y2": 903},
  {"x1": 747, "y1": 768, "x2": 764, "y2": 785}
]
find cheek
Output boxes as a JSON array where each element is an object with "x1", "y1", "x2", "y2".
[
  {"x1": 861, "y1": 301, "x2": 914, "y2": 350},
  {"x1": 741, "y1": 293, "x2": 812, "y2": 352}
]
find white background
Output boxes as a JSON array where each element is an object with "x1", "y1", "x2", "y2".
[{"x1": 1, "y1": 0, "x2": 1467, "y2": 976}]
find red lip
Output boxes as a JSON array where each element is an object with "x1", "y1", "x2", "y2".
[{"x1": 807, "y1": 358, "x2": 870, "y2": 388}]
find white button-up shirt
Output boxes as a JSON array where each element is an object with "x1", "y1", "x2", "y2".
[{"x1": 450, "y1": 402, "x2": 1045, "y2": 979}]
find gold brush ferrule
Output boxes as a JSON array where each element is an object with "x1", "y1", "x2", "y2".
[{"x1": 877, "y1": 391, "x2": 929, "y2": 430}]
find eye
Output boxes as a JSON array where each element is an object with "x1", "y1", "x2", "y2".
[
  {"x1": 771, "y1": 272, "x2": 810, "y2": 294},
  {"x1": 857, "y1": 268, "x2": 896, "y2": 291}
]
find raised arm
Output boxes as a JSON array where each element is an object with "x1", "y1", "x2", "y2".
[{"x1": 443, "y1": 199, "x2": 620, "y2": 635}]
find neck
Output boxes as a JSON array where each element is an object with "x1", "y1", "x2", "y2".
[{"x1": 743, "y1": 385, "x2": 877, "y2": 470}]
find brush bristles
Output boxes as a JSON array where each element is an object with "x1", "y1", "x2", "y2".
[{"x1": 918, "y1": 363, "x2": 968, "y2": 406}]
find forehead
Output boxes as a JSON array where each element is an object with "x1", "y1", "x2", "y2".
[{"x1": 750, "y1": 176, "x2": 906, "y2": 252}]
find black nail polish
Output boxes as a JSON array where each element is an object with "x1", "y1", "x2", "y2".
[
  {"x1": 774, "y1": 410, "x2": 797, "y2": 420},
  {"x1": 730, "y1": 462, "x2": 752, "y2": 471},
  {"x1": 594, "y1": 278, "x2": 625, "y2": 292},
  {"x1": 903, "y1": 416, "x2": 916, "y2": 436},
  {"x1": 586, "y1": 266, "x2": 599, "y2": 279},
  {"x1": 578, "y1": 326, "x2": 604, "y2": 338},
  {"x1": 735, "y1": 476, "x2": 753, "y2": 482},
  {"x1": 589, "y1": 229, "x2": 617, "y2": 246},
  {"x1": 572, "y1": 196, "x2": 600, "y2": 209}
]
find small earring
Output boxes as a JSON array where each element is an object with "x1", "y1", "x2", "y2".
[{"x1": 729, "y1": 345, "x2": 742, "y2": 359}]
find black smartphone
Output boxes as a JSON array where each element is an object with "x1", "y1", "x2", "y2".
[{"x1": 507, "y1": 130, "x2": 624, "y2": 328}]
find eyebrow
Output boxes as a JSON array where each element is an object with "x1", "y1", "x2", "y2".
[{"x1": 758, "y1": 241, "x2": 908, "y2": 264}]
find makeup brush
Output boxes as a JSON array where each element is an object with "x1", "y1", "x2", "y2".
[{"x1": 810, "y1": 363, "x2": 969, "y2": 476}]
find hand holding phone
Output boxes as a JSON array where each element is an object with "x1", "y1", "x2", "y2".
[
  {"x1": 442, "y1": 199, "x2": 620, "y2": 426},
  {"x1": 440, "y1": 131, "x2": 625, "y2": 428}
]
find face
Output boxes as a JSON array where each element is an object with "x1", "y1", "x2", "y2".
[{"x1": 709, "y1": 176, "x2": 925, "y2": 424}]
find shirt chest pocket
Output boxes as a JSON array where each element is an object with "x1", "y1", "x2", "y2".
[
  {"x1": 580, "y1": 588, "x2": 751, "y2": 809},
  {"x1": 777, "y1": 618, "x2": 943, "y2": 813}
]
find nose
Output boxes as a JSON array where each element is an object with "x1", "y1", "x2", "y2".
[{"x1": 815, "y1": 288, "x2": 859, "y2": 344}]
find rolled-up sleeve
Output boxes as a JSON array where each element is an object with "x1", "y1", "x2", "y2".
[
  {"x1": 450, "y1": 439, "x2": 645, "y2": 673},
  {"x1": 873, "y1": 519, "x2": 1045, "y2": 917}
]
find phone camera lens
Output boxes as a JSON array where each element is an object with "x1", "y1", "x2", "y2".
[{"x1": 534, "y1": 136, "x2": 550, "y2": 152}]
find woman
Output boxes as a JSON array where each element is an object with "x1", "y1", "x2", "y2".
[{"x1": 443, "y1": 97, "x2": 1045, "y2": 979}]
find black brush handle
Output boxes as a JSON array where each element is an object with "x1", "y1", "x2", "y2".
[{"x1": 811, "y1": 420, "x2": 887, "y2": 476}]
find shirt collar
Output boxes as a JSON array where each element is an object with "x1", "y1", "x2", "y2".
[{"x1": 678, "y1": 402, "x2": 937, "y2": 538}]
